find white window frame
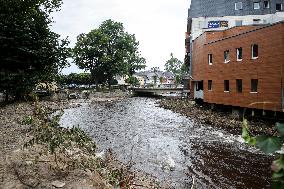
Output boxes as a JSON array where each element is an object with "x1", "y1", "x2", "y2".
[
  {"x1": 235, "y1": 2, "x2": 243, "y2": 10},
  {"x1": 236, "y1": 47, "x2": 242, "y2": 61},
  {"x1": 276, "y1": 3, "x2": 283, "y2": 11},
  {"x1": 251, "y1": 44, "x2": 258, "y2": 59},
  {"x1": 253, "y1": 2, "x2": 260, "y2": 9},
  {"x1": 208, "y1": 54, "x2": 213, "y2": 65},
  {"x1": 264, "y1": 1, "x2": 270, "y2": 8},
  {"x1": 224, "y1": 50, "x2": 230, "y2": 63}
]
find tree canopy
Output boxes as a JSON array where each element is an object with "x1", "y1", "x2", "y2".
[
  {"x1": 0, "y1": 0, "x2": 70, "y2": 100},
  {"x1": 73, "y1": 19, "x2": 146, "y2": 88},
  {"x1": 57, "y1": 73, "x2": 92, "y2": 86},
  {"x1": 164, "y1": 53, "x2": 187, "y2": 85}
]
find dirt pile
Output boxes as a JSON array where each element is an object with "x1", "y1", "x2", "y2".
[
  {"x1": 0, "y1": 100, "x2": 161, "y2": 189},
  {"x1": 159, "y1": 98, "x2": 277, "y2": 136}
]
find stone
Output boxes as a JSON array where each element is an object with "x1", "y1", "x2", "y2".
[{"x1": 51, "y1": 180, "x2": 66, "y2": 188}]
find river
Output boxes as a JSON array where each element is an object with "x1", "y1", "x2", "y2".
[{"x1": 59, "y1": 97, "x2": 272, "y2": 188}]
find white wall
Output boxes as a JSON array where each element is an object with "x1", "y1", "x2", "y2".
[{"x1": 191, "y1": 12, "x2": 284, "y2": 40}]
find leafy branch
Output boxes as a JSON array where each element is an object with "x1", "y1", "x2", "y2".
[{"x1": 242, "y1": 120, "x2": 284, "y2": 188}]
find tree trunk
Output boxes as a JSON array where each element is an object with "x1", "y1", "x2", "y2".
[
  {"x1": 5, "y1": 90, "x2": 8, "y2": 102},
  {"x1": 95, "y1": 79, "x2": 99, "y2": 92}
]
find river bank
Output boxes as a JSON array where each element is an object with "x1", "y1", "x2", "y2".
[
  {"x1": 159, "y1": 98, "x2": 277, "y2": 136},
  {"x1": 0, "y1": 96, "x2": 162, "y2": 188}
]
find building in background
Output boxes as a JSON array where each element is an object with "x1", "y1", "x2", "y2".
[{"x1": 186, "y1": 0, "x2": 284, "y2": 112}]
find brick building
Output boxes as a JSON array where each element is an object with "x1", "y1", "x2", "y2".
[
  {"x1": 185, "y1": 0, "x2": 284, "y2": 112},
  {"x1": 190, "y1": 22, "x2": 284, "y2": 112}
]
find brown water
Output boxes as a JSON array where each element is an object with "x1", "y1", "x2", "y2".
[{"x1": 60, "y1": 97, "x2": 272, "y2": 188}]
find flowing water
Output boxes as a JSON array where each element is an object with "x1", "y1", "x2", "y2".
[{"x1": 60, "y1": 97, "x2": 272, "y2": 188}]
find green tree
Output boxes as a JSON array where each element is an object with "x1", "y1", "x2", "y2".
[
  {"x1": 73, "y1": 19, "x2": 145, "y2": 90},
  {"x1": 57, "y1": 73, "x2": 92, "y2": 86},
  {"x1": 164, "y1": 53, "x2": 187, "y2": 87},
  {"x1": 0, "y1": 0, "x2": 70, "y2": 101},
  {"x1": 125, "y1": 76, "x2": 139, "y2": 86}
]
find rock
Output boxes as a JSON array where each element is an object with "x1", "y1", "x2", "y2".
[
  {"x1": 162, "y1": 156, "x2": 175, "y2": 171},
  {"x1": 95, "y1": 150, "x2": 105, "y2": 160},
  {"x1": 51, "y1": 180, "x2": 66, "y2": 188}
]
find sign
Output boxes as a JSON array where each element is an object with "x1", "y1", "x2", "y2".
[
  {"x1": 220, "y1": 21, "x2": 228, "y2": 27},
  {"x1": 208, "y1": 21, "x2": 220, "y2": 28},
  {"x1": 208, "y1": 21, "x2": 229, "y2": 28}
]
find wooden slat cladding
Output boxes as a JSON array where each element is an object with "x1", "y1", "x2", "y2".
[{"x1": 191, "y1": 22, "x2": 284, "y2": 112}]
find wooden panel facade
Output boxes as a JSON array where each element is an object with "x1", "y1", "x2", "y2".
[{"x1": 191, "y1": 22, "x2": 284, "y2": 112}]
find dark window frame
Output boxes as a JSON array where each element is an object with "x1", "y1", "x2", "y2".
[
  {"x1": 252, "y1": 44, "x2": 258, "y2": 59},
  {"x1": 208, "y1": 80, "x2": 213, "y2": 91},
  {"x1": 251, "y1": 79, "x2": 258, "y2": 92},
  {"x1": 264, "y1": 1, "x2": 270, "y2": 8},
  {"x1": 224, "y1": 80, "x2": 230, "y2": 92},
  {"x1": 276, "y1": 3, "x2": 283, "y2": 11},
  {"x1": 236, "y1": 79, "x2": 242, "y2": 93}
]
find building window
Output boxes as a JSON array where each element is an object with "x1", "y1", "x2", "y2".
[
  {"x1": 196, "y1": 81, "x2": 203, "y2": 91},
  {"x1": 276, "y1": 3, "x2": 283, "y2": 11},
  {"x1": 254, "y1": 2, "x2": 260, "y2": 9},
  {"x1": 208, "y1": 54, "x2": 213, "y2": 65},
  {"x1": 224, "y1": 80, "x2": 230, "y2": 92},
  {"x1": 235, "y1": 20, "x2": 243, "y2": 26},
  {"x1": 264, "y1": 1, "x2": 270, "y2": 8},
  {"x1": 236, "y1": 47, "x2": 242, "y2": 61},
  {"x1": 253, "y1": 19, "x2": 261, "y2": 24},
  {"x1": 208, "y1": 80, "x2": 212, "y2": 91},
  {"x1": 235, "y1": 2, "x2": 243, "y2": 10},
  {"x1": 251, "y1": 79, "x2": 258, "y2": 92},
  {"x1": 252, "y1": 44, "x2": 258, "y2": 59},
  {"x1": 224, "y1": 50, "x2": 230, "y2": 63},
  {"x1": 236, "y1": 79, "x2": 242, "y2": 93}
]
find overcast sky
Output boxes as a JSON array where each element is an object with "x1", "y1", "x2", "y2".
[{"x1": 51, "y1": 0, "x2": 190, "y2": 74}]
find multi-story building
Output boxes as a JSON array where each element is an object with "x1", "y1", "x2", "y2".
[{"x1": 186, "y1": 0, "x2": 284, "y2": 112}]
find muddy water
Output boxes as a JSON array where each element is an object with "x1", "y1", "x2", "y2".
[{"x1": 60, "y1": 97, "x2": 272, "y2": 188}]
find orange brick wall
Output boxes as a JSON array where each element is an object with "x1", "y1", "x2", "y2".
[{"x1": 191, "y1": 23, "x2": 284, "y2": 112}]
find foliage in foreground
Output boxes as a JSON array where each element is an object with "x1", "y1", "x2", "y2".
[
  {"x1": 0, "y1": 0, "x2": 70, "y2": 100},
  {"x1": 22, "y1": 97, "x2": 154, "y2": 188},
  {"x1": 242, "y1": 120, "x2": 284, "y2": 188},
  {"x1": 24, "y1": 97, "x2": 96, "y2": 168}
]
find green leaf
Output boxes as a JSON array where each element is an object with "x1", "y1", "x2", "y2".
[
  {"x1": 248, "y1": 137, "x2": 256, "y2": 146},
  {"x1": 277, "y1": 123, "x2": 284, "y2": 136},
  {"x1": 256, "y1": 136, "x2": 282, "y2": 154},
  {"x1": 273, "y1": 155, "x2": 284, "y2": 171},
  {"x1": 272, "y1": 180, "x2": 284, "y2": 189},
  {"x1": 242, "y1": 126, "x2": 250, "y2": 142}
]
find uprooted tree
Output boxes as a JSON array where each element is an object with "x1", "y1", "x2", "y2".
[
  {"x1": 72, "y1": 19, "x2": 146, "y2": 90},
  {"x1": 0, "y1": 0, "x2": 70, "y2": 101}
]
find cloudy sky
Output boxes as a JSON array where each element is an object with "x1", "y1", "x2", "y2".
[{"x1": 51, "y1": 0, "x2": 191, "y2": 74}]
